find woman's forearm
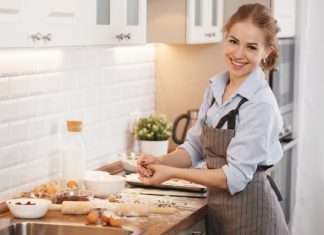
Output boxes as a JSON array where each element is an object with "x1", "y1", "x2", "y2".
[
  {"x1": 171, "y1": 167, "x2": 228, "y2": 190},
  {"x1": 158, "y1": 148, "x2": 192, "y2": 168}
]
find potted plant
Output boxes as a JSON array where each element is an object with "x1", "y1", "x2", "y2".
[{"x1": 134, "y1": 115, "x2": 172, "y2": 156}]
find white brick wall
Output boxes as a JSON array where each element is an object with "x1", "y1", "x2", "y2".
[{"x1": 0, "y1": 45, "x2": 156, "y2": 200}]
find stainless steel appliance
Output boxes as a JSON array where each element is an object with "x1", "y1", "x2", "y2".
[
  {"x1": 269, "y1": 38, "x2": 295, "y2": 115},
  {"x1": 269, "y1": 38, "x2": 296, "y2": 224}
]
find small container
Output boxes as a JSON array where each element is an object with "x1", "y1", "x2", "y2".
[
  {"x1": 54, "y1": 189, "x2": 91, "y2": 204},
  {"x1": 6, "y1": 198, "x2": 50, "y2": 219},
  {"x1": 62, "y1": 120, "x2": 87, "y2": 185}
]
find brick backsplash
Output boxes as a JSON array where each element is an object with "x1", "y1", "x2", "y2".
[{"x1": 0, "y1": 45, "x2": 156, "y2": 200}]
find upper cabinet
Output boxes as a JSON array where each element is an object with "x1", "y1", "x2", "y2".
[
  {"x1": 0, "y1": 0, "x2": 147, "y2": 47},
  {"x1": 111, "y1": 0, "x2": 147, "y2": 44},
  {"x1": 272, "y1": 0, "x2": 296, "y2": 38},
  {"x1": 0, "y1": 0, "x2": 87, "y2": 47},
  {"x1": 0, "y1": 0, "x2": 32, "y2": 47},
  {"x1": 89, "y1": 0, "x2": 146, "y2": 45},
  {"x1": 147, "y1": 0, "x2": 224, "y2": 44}
]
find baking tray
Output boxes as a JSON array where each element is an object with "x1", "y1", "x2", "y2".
[{"x1": 125, "y1": 174, "x2": 207, "y2": 193}]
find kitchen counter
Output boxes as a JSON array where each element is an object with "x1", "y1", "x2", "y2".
[
  {"x1": 0, "y1": 162, "x2": 208, "y2": 234},
  {"x1": 0, "y1": 196, "x2": 207, "y2": 235}
]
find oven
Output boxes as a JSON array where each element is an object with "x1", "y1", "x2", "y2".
[
  {"x1": 269, "y1": 38, "x2": 295, "y2": 115},
  {"x1": 269, "y1": 38, "x2": 296, "y2": 224}
]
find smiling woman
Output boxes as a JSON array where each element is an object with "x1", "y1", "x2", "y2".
[{"x1": 137, "y1": 3, "x2": 288, "y2": 235}]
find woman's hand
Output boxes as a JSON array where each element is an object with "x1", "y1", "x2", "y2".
[
  {"x1": 139, "y1": 164, "x2": 174, "y2": 185},
  {"x1": 136, "y1": 154, "x2": 160, "y2": 177}
]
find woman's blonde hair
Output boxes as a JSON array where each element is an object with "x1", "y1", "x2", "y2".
[{"x1": 223, "y1": 3, "x2": 280, "y2": 70}]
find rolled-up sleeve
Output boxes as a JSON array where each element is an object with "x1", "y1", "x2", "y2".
[
  {"x1": 223, "y1": 102, "x2": 279, "y2": 195},
  {"x1": 178, "y1": 87, "x2": 212, "y2": 167}
]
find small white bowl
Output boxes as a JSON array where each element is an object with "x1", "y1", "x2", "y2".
[
  {"x1": 6, "y1": 198, "x2": 50, "y2": 219},
  {"x1": 84, "y1": 175, "x2": 125, "y2": 197},
  {"x1": 85, "y1": 170, "x2": 110, "y2": 180}
]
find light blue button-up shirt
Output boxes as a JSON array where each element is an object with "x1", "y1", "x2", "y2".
[{"x1": 179, "y1": 67, "x2": 283, "y2": 195}]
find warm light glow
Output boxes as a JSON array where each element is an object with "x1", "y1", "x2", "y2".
[
  {"x1": 0, "y1": 49, "x2": 64, "y2": 77},
  {"x1": 113, "y1": 44, "x2": 156, "y2": 63}
]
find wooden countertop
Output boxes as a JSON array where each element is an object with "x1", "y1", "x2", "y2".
[
  {"x1": 0, "y1": 161, "x2": 208, "y2": 234},
  {"x1": 0, "y1": 196, "x2": 207, "y2": 235}
]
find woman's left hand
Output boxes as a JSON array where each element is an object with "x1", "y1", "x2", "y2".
[{"x1": 139, "y1": 164, "x2": 175, "y2": 185}]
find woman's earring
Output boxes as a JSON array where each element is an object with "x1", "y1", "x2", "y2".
[{"x1": 262, "y1": 57, "x2": 267, "y2": 64}]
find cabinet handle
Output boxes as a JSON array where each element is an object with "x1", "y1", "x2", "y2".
[
  {"x1": 124, "y1": 33, "x2": 131, "y2": 40},
  {"x1": 116, "y1": 33, "x2": 124, "y2": 41},
  {"x1": 205, "y1": 32, "x2": 215, "y2": 38},
  {"x1": 192, "y1": 232, "x2": 203, "y2": 235},
  {"x1": 42, "y1": 33, "x2": 52, "y2": 42},
  {"x1": 30, "y1": 32, "x2": 42, "y2": 42}
]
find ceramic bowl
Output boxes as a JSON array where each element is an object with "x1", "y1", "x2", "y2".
[
  {"x1": 84, "y1": 174, "x2": 125, "y2": 197},
  {"x1": 6, "y1": 198, "x2": 50, "y2": 219}
]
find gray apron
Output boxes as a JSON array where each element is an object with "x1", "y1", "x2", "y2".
[{"x1": 201, "y1": 97, "x2": 289, "y2": 235}]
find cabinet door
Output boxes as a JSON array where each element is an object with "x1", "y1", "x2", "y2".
[
  {"x1": 187, "y1": 0, "x2": 223, "y2": 44},
  {"x1": 34, "y1": 0, "x2": 85, "y2": 46},
  {"x1": 85, "y1": 0, "x2": 115, "y2": 45},
  {"x1": 272, "y1": 0, "x2": 295, "y2": 38},
  {"x1": 187, "y1": 0, "x2": 207, "y2": 43},
  {"x1": 0, "y1": 0, "x2": 33, "y2": 47},
  {"x1": 112, "y1": 0, "x2": 147, "y2": 44},
  {"x1": 207, "y1": 0, "x2": 223, "y2": 42}
]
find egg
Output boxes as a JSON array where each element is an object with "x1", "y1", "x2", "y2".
[{"x1": 85, "y1": 210, "x2": 99, "y2": 225}]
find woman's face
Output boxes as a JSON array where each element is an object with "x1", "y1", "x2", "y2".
[{"x1": 223, "y1": 21, "x2": 270, "y2": 80}]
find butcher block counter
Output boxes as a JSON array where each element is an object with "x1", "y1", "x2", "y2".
[
  {"x1": 0, "y1": 194, "x2": 207, "y2": 235},
  {"x1": 0, "y1": 161, "x2": 208, "y2": 235}
]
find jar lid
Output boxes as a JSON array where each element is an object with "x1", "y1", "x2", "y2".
[{"x1": 67, "y1": 120, "x2": 82, "y2": 132}]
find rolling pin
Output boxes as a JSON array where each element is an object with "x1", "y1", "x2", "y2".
[{"x1": 49, "y1": 201, "x2": 92, "y2": 215}]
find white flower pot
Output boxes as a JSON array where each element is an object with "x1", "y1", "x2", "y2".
[{"x1": 139, "y1": 140, "x2": 169, "y2": 156}]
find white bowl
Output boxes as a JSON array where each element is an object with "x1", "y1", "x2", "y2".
[
  {"x1": 85, "y1": 170, "x2": 110, "y2": 180},
  {"x1": 6, "y1": 198, "x2": 50, "y2": 219},
  {"x1": 84, "y1": 175, "x2": 125, "y2": 197}
]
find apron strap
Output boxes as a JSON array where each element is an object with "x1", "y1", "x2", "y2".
[
  {"x1": 257, "y1": 165, "x2": 283, "y2": 202},
  {"x1": 216, "y1": 97, "x2": 248, "y2": 129}
]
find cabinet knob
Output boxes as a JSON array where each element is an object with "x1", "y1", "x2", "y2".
[
  {"x1": 42, "y1": 33, "x2": 52, "y2": 42},
  {"x1": 30, "y1": 32, "x2": 42, "y2": 42},
  {"x1": 124, "y1": 33, "x2": 131, "y2": 40},
  {"x1": 116, "y1": 33, "x2": 124, "y2": 41},
  {"x1": 205, "y1": 32, "x2": 215, "y2": 38}
]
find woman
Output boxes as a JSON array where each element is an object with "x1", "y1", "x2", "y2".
[{"x1": 137, "y1": 3, "x2": 289, "y2": 235}]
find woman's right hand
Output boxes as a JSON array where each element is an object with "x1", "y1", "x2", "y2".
[{"x1": 137, "y1": 154, "x2": 160, "y2": 177}]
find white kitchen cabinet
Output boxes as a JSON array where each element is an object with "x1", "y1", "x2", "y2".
[
  {"x1": 111, "y1": 0, "x2": 147, "y2": 44},
  {"x1": 0, "y1": 0, "x2": 146, "y2": 47},
  {"x1": 272, "y1": 0, "x2": 296, "y2": 38},
  {"x1": 0, "y1": 0, "x2": 86, "y2": 47},
  {"x1": 33, "y1": 0, "x2": 85, "y2": 46},
  {"x1": 83, "y1": 0, "x2": 147, "y2": 45},
  {"x1": 147, "y1": 0, "x2": 224, "y2": 44},
  {"x1": 187, "y1": 0, "x2": 223, "y2": 43},
  {"x1": 0, "y1": 0, "x2": 32, "y2": 47}
]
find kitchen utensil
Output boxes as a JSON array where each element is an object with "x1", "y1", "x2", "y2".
[
  {"x1": 172, "y1": 109, "x2": 199, "y2": 144},
  {"x1": 61, "y1": 201, "x2": 92, "y2": 215},
  {"x1": 6, "y1": 198, "x2": 50, "y2": 219}
]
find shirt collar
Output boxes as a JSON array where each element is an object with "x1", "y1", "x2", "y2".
[{"x1": 209, "y1": 67, "x2": 267, "y2": 103}]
